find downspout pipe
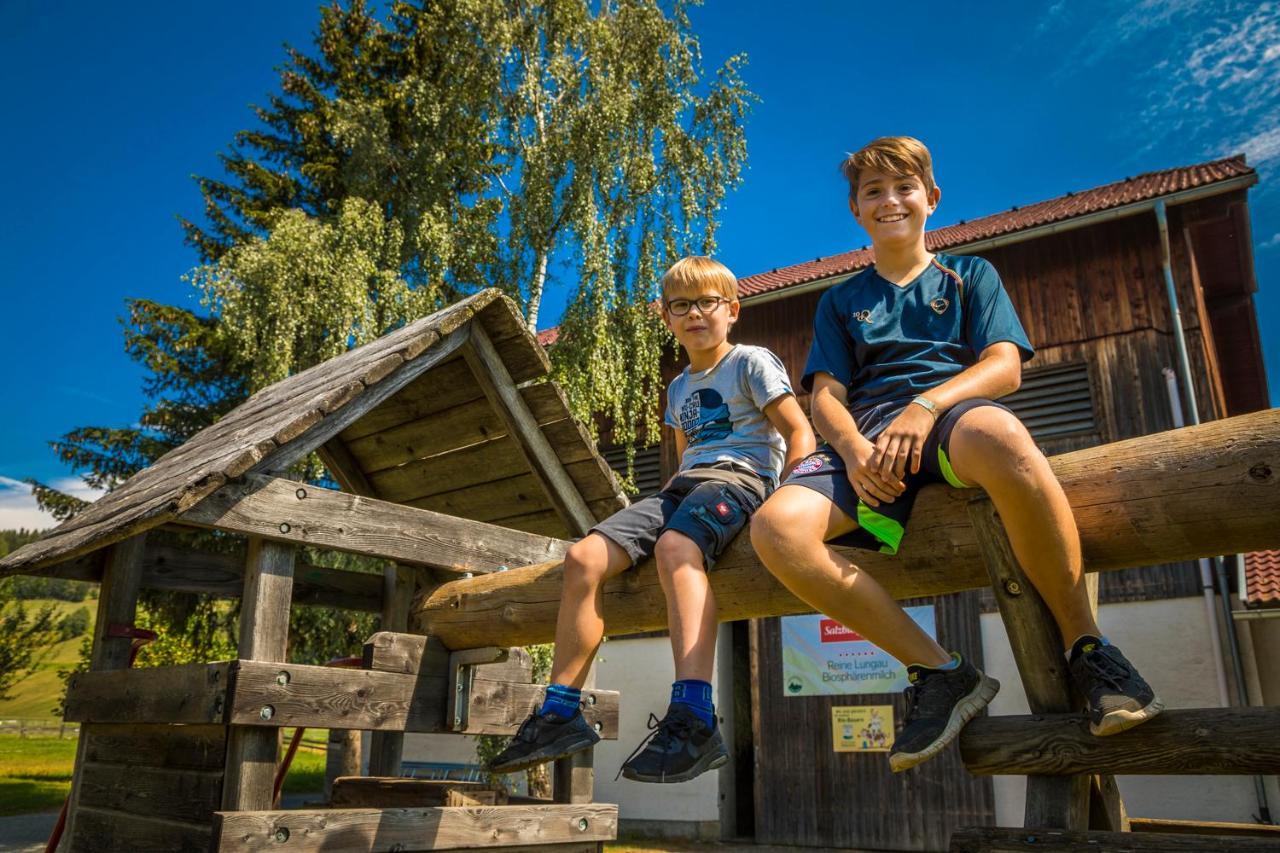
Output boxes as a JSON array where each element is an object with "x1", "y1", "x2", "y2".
[{"x1": 1156, "y1": 201, "x2": 1272, "y2": 824}]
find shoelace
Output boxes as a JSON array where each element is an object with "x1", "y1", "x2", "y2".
[
  {"x1": 513, "y1": 713, "x2": 545, "y2": 744},
  {"x1": 1080, "y1": 648, "x2": 1131, "y2": 692},
  {"x1": 904, "y1": 671, "x2": 963, "y2": 722},
  {"x1": 615, "y1": 711, "x2": 699, "y2": 780}
]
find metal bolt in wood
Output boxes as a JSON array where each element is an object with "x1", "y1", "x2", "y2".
[
  {"x1": 279, "y1": 522, "x2": 291, "y2": 534},
  {"x1": 260, "y1": 705, "x2": 274, "y2": 721},
  {"x1": 275, "y1": 671, "x2": 290, "y2": 686}
]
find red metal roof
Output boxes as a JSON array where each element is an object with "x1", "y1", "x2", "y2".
[
  {"x1": 533, "y1": 154, "x2": 1255, "y2": 343},
  {"x1": 735, "y1": 154, "x2": 1255, "y2": 299},
  {"x1": 1245, "y1": 549, "x2": 1280, "y2": 606}
]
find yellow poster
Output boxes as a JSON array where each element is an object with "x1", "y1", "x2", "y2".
[{"x1": 832, "y1": 705, "x2": 894, "y2": 752}]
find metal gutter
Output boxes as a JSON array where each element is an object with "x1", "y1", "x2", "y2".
[{"x1": 740, "y1": 173, "x2": 1257, "y2": 307}]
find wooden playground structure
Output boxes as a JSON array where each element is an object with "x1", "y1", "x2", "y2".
[{"x1": 2, "y1": 289, "x2": 1279, "y2": 852}]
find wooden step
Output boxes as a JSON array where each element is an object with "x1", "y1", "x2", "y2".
[
  {"x1": 331, "y1": 777, "x2": 509, "y2": 808},
  {"x1": 950, "y1": 826, "x2": 1280, "y2": 851}
]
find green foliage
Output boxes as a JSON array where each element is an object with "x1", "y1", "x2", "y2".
[
  {"x1": 2, "y1": 575, "x2": 91, "y2": 603},
  {"x1": 0, "y1": 591, "x2": 60, "y2": 701},
  {"x1": 55, "y1": 607, "x2": 90, "y2": 642}
]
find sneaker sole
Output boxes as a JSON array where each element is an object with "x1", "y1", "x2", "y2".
[
  {"x1": 889, "y1": 673, "x2": 1001, "y2": 774},
  {"x1": 1091, "y1": 695, "x2": 1164, "y2": 737},
  {"x1": 620, "y1": 742, "x2": 730, "y2": 784},
  {"x1": 488, "y1": 733, "x2": 600, "y2": 775}
]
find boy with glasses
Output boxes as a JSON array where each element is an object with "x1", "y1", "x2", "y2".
[{"x1": 490, "y1": 256, "x2": 814, "y2": 783}]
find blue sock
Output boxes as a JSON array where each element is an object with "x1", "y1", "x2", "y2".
[
  {"x1": 671, "y1": 679, "x2": 715, "y2": 728},
  {"x1": 539, "y1": 683, "x2": 581, "y2": 718},
  {"x1": 933, "y1": 653, "x2": 961, "y2": 671}
]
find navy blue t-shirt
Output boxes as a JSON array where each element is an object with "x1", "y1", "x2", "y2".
[{"x1": 801, "y1": 253, "x2": 1033, "y2": 439}]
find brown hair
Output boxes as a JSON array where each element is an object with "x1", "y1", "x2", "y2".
[
  {"x1": 661, "y1": 256, "x2": 739, "y2": 302},
  {"x1": 839, "y1": 136, "x2": 936, "y2": 200}
]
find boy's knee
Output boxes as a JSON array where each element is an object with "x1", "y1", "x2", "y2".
[
  {"x1": 654, "y1": 530, "x2": 701, "y2": 571},
  {"x1": 750, "y1": 500, "x2": 797, "y2": 559},
  {"x1": 564, "y1": 538, "x2": 609, "y2": 587}
]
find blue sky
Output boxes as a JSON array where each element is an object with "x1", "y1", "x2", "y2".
[{"x1": 1, "y1": 0, "x2": 1276, "y2": 528}]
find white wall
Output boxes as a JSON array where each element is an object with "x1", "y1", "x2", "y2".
[{"x1": 980, "y1": 596, "x2": 1279, "y2": 825}]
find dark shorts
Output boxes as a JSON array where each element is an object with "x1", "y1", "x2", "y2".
[
  {"x1": 592, "y1": 464, "x2": 770, "y2": 569},
  {"x1": 782, "y1": 398, "x2": 1013, "y2": 555}
]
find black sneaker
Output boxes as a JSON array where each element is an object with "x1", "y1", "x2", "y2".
[
  {"x1": 888, "y1": 655, "x2": 1000, "y2": 773},
  {"x1": 1068, "y1": 637, "x2": 1163, "y2": 736},
  {"x1": 619, "y1": 704, "x2": 728, "y2": 783},
  {"x1": 487, "y1": 710, "x2": 600, "y2": 774}
]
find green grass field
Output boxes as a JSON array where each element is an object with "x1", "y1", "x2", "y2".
[{"x1": 0, "y1": 598, "x2": 95, "y2": 723}]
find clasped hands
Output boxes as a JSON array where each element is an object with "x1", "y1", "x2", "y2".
[{"x1": 846, "y1": 403, "x2": 936, "y2": 508}]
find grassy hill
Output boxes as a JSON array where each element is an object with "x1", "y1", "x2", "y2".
[{"x1": 0, "y1": 598, "x2": 95, "y2": 723}]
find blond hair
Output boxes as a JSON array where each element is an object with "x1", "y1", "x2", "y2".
[
  {"x1": 661, "y1": 256, "x2": 739, "y2": 302},
  {"x1": 839, "y1": 136, "x2": 936, "y2": 200}
]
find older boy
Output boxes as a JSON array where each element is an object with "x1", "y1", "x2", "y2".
[
  {"x1": 751, "y1": 137, "x2": 1161, "y2": 773},
  {"x1": 491, "y1": 256, "x2": 815, "y2": 783}
]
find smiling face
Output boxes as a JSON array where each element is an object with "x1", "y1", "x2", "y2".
[
  {"x1": 662, "y1": 288, "x2": 739, "y2": 354},
  {"x1": 849, "y1": 168, "x2": 941, "y2": 250}
]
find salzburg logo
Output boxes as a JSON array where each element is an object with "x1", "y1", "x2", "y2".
[
  {"x1": 930, "y1": 297, "x2": 949, "y2": 315},
  {"x1": 820, "y1": 618, "x2": 864, "y2": 643}
]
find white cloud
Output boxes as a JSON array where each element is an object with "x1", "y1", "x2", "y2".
[
  {"x1": 1261, "y1": 232, "x2": 1280, "y2": 250},
  {"x1": 0, "y1": 476, "x2": 103, "y2": 533}
]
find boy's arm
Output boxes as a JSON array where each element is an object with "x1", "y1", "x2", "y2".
[
  {"x1": 762, "y1": 393, "x2": 816, "y2": 478},
  {"x1": 871, "y1": 341, "x2": 1022, "y2": 481},
  {"x1": 811, "y1": 373, "x2": 905, "y2": 507}
]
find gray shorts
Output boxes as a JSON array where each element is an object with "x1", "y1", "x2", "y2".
[{"x1": 592, "y1": 464, "x2": 770, "y2": 569}]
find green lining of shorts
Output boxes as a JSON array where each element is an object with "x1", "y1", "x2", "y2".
[
  {"x1": 937, "y1": 447, "x2": 970, "y2": 489},
  {"x1": 856, "y1": 504, "x2": 904, "y2": 555}
]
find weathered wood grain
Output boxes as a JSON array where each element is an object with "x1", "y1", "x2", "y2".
[
  {"x1": 318, "y1": 436, "x2": 378, "y2": 496},
  {"x1": 948, "y1": 826, "x2": 1280, "y2": 852},
  {"x1": 213, "y1": 804, "x2": 618, "y2": 852},
  {"x1": 369, "y1": 565, "x2": 416, "y2": 777},
  {"x1": 330, "y1": 778, "x2": 508, "y2": 808},
  {"x1": 77, "y1": 762, "x2": 224, "y2": 824},
  {"x1": 401, "y1": 462, "x2": 619, "y2": 526},
  {"x1": 960, "y1": 707, "x2": 1280, "y2": 776},
  {"x1": 464, "y1": 679, "x2": 619, "y2": 738},
  {"x1": 63, "y1": 663, "x2": 230, "y2": 724},
  {"x1": 362, "y1": 631, "x2": 452, "y2": 675},
  {"x1": 464, "y1": 325, "x2": 595, "y2": 535},
  {"x1": 71, "y1": 805, "x2": 213, "y2": 853},
  {"x1": 227, "y1": 660, "x2": 449, "y2": 733},
  {"x1": 181, "y1": 473, "x2": 571, "y2": 572},
  {"x1": 414, "y1": 409, "x2": 1280, "y2": 649},
  {"x1": 82, "y1": 723, "x2": 227, "y2": 770},
  {"x1": 1128, "y1": 817, "x2": 1280, "y2": 837}
]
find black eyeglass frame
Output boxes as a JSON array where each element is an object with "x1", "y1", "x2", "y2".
[{"x1": 664, "y1": 295, "x2": 732, "y2": 316}]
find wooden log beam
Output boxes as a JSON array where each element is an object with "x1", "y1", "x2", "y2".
[
  {"x1": 212, "y1": 804, "x2": 618, "y2": 852},
  {"x1": 330, "y1": 778, "x2": 508, "y2": 808},
  {"x1": 414, "y1": 409, "x2": 1280, "y2": 649},
  {"x1": 948, "y1": 826, "x2": 1280, "y2": 852},
  {"x1": 180, "y1": 472, "x2": 570, "y2": 573},
  {"x1": 960, "y1": 707, "x2": 1280, "y2": 776},
  {"x1": 36, "y1": 540, "x2": 387, "y2": 612},
  {"x1": 63, "y1": 663, "x2": 231, "y2": 724},
  {"x1": 368, "y1": 565, "x2": 415, "y2": 777}
]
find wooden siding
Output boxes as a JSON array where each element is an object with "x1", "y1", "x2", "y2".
[{"x1": 750, "y1": 592, "x2": 993, "y2": 850}]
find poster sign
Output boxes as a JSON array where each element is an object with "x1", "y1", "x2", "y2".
[
  {"x1": 832, "y1": 705, "x2": 894, "y2": 752},
  {"x1": 780, "y1": 605, "x2": 936, "y2": 696}
]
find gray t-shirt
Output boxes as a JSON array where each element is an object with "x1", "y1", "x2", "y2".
[{"x1": 665, "y1": 344, "x2": 794, "y2": 484}]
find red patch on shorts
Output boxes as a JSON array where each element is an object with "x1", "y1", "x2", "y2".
[{"x1": 715, "y1": 501, "x2": 732, "y2": 519}]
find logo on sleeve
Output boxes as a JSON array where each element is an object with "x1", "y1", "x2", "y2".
[
  {"x1": 852, "y1": 309, "x2": 873, "y2": 323},
  {"x1": 930, "y1": 297, "x2": 950, "y2": 315}
]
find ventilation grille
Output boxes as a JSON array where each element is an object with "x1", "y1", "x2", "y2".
[
  {"x1": 1002, "y1": 362, "x2": 1097, "y2": 441},
  {"x1": 602, "y1": 445, "x2": 663, "y2": 498}
]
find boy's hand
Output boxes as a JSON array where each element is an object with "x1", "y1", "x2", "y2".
[
  {"x1": 871, "y1": 405, "x2": 936, "y2": 481},
  {"x1": 847, "y1": 438, "x2": 904, "y2": 507}
]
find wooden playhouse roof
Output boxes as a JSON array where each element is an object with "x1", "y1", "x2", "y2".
[{"x1": 0, "y1": 290, "x2": 625, "y2": 575}]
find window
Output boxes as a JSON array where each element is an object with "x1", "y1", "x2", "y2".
[
  {"x1": 602, "y1": 445, "x2": 663, "y2": 498},
  {"x1": 1002, "y1": 362, "x2": 1097, "y2": 442}
]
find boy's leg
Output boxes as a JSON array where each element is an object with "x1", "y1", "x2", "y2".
[
  {"x1": 750, "y1": 485, "x2": 949, "y2": 668},
  {"x1": 548, "y1": 532, "x2": 634, "y2": 687},
  {"x1": 654, "y1": 529, "x2": 718, "y2": 682},
  {"x1": 947, "y1": 405, "x2": 1161, "y2": 735}
]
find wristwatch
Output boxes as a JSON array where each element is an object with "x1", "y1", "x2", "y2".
[{"x1": 910, "y1": 395, "x2": 939, "y2": 418}]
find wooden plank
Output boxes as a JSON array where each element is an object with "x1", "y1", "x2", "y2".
[
  {"x1": 227, "y1": 659, "x2": 449, "y2": 733},
  {"x1": 363, "y1": 631, "x2": 451, "y2": 675},
  {"x1": 465, "y1": 679, "x2": 619, "y2": 739},
  {"x1": 464, "y1": 324, "x2": 595, "y2": 536},
  {"x1": 413, "y1": 408, "x2": 1280, "y2": 648},
  {"x1": 339, "y1": 356, "x2": 482, "y2": 441},
  {"x1": 63, "y1": 663, "x2": 231, "y2": 724},
  {"x1": 555, "y1": 665, "x2": 596, "y2": 805},
  {"x1": 223, "y1": 538, "x2": 295, "y2": 812},
  {"x1": 82, "y1": 723, "x2": 228, "y2": 771},
  {"x1": 968, "y1": 498, "x2": 1086, "y2": 832},
  {"x1": 948, "y1": 826, "x2": 1280, "y2": 852},
  {"x1": 77, "y1": 762, "x2": 223, "y2": 824},
  {"x1": 318, "y1": 436, "x2": 378, "y2": 496},
  {"x1": 71, "y1": 805, "x2": 212, "y2": 853},
  {"x1": 330, "y1": 777, "x2": 508, "y2": 808},
  {"x1": 213, "y1": 804, "x2": 618, "y2": 852},
  {"x1": 960, "y1": 707, "x2": 1280, "y2": 776},
  {"x1": 1128, "y1": 817, "x2": 1280, "y2": 837},
  {"x1": 181, "y1": 472, "x2": 571, "y2": 573},
  {"x1": 403, "y1": 461, "x2": 621, "y2": 525},
  {"x1": 369, "y1": 565, "x2": 415, "y2": 777}
]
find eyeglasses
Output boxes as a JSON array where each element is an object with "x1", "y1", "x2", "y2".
[{"x1": 665, "y1": 296, "x2": 730, "y2": 316}]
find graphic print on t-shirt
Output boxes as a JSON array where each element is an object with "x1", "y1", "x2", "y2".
[{"x1": 678, "y1": 388, "x2": 733, "y2": 444}]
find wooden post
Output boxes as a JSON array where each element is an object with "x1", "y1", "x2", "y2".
[
  {"x1": 64, "y1": 534, "x2": 147, "y2": 850},
  {"x1": 464, "y1": 323, "x2": 596, "y2": 537},
  {"x1": 367, "y1": 565, "x2": 415, "y2": 777},
  {"x1": 325, "y1": 729, "x2": 363, "y2": 801},
  {"x1": 222, "y1": 537, "x2": 296, "y2": 811},
  {"x1": 554, "y1": 665, "x2": 596, "y2": 804},
  {"x1": 967, "y1": 498, "x2": 1089, "y2": 831}
]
